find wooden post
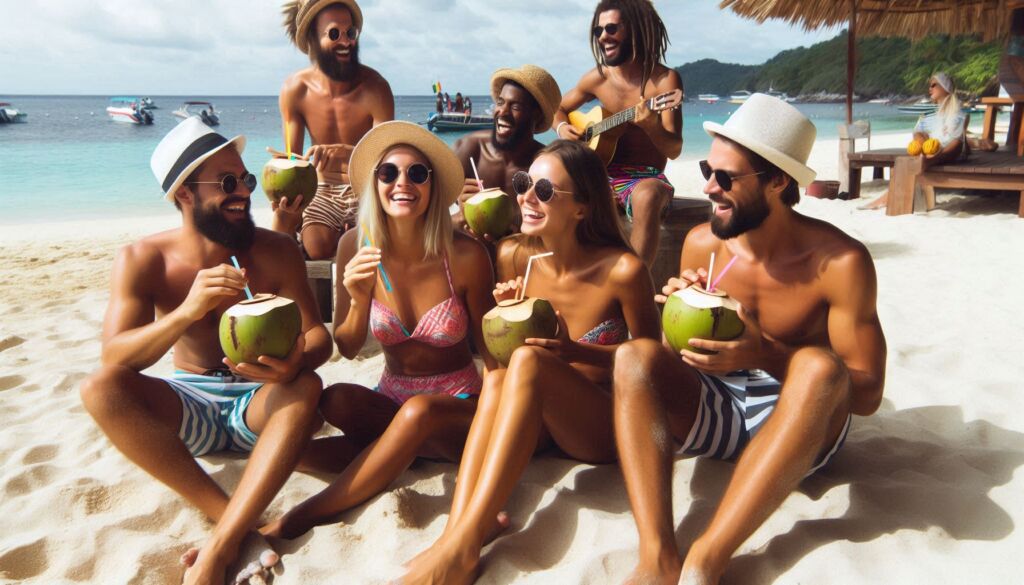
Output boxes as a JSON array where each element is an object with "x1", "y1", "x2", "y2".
[
  {"x1": 846, "y1": 0, "x2": 857, "y2": 125},
  {"x1": 887, "y1": 156, "x2": 923, "y2": 216}
]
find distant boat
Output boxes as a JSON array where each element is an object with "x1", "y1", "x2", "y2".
[
  {"x1": 697, "y1": 94, "x2": 721, "y2": 104},
  {"x1": 765, "y1": 85, "x2": 795, "y2": 102},
  {"x1": 729, "y1": 90, "x2": 752, "y2": 104},
  {"x1": 106, "y1": 97, "x2": 154, "y2": 124},
  {"x1": 141, "y1": 97, "x2": 158, "y2": 110},
  {"x1": 868, "y1": 98, "x2": 892, "y2": 105},
  {"x1": 0, "y1": 102, "x2": 27, "y2": 123},
  {"x1": 897, "y1": 99, "x2": 982, "y2": 115},
  {"x1": 426, "y1": 112, "x2": 492, "y2": 132},
  {"x1": 173, "y1": 101, "x2": 220, "y2": 126}
]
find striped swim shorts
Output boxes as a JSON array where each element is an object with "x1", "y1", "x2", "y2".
[
  {"x1": 163, "y1": 371, "x2": 262, "y2": 457},
  {"x1": 607, "y1": 163, "x2": 675, "y2": 220},
  {"x1": 679, "y1": 369, "x2": 850, "y2": 475}
]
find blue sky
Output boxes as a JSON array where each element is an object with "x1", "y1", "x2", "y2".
[{"x1": 2, "y1": 0, "x2": 841, "y2": 96}]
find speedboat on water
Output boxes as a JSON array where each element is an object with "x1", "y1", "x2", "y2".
[
  {"x1": 697, "y1": 94, "x2": 721, "y2": 103},
  {"x1": 729, "y1": 90, "x2": 752, "y2": 104},
  {"x1": 896, "y1": 99, "x2": 937, "y2": 114},
  {"x1": 141, "y1": 97, "x2": 158, "y2": 110},
  {"x1": 766, "y1": 86, "x2": 795, "y2": 102},
  {"x1": 107, "y1": 97, "x2": 154, "y2": 124},
  {"x1": 0, "y1": 102, "x2": 27, "y2": 123},
  {"x1": 426, "y1": 112, "x2": 493, "y2": 132},
  {"x1": 173, "y1": 101, "x2": 220, "y2": 126}
]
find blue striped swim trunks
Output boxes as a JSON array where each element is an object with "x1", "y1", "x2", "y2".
[
  {"x1": 680, "y1": 369, "x2": 850, "y2": 475},
  {"x1": 163, "y1": 371, "x2": 262, "y2": 457}
]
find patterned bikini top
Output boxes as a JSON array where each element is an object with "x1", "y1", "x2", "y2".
[
  {"x1": 370, "y1": 256, "x2": 469, "y2": 348},
  {"x1": 577, "y1": 317, "x2": 629, "y2": 345}
]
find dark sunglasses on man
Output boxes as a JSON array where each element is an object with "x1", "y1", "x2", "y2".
[
  {"x1": 375, "y1": 162, "x2": 432, "y2": 185},
  {"x1": 511, "y1": 171, "x2": 573, "y2": 203},
  {"x1": 699, "y1": 160, "x2": 766, "y2": 192},
  {"x1": 592, "y1": 23, "x2": 620, "y2": 37},
  {"x1": 328, "y1": 26, "x2": 359, "y2": 42},
  {"x1": 186, "y1": 172, "x2": 257, "y2": 194}
]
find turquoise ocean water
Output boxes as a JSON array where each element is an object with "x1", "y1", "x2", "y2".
[{"x1": 0, "y1": 95, "x2": 922, "y2": 225}]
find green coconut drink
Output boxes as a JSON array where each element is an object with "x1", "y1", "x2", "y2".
[
  {"x1": 219, "y1": 294, "x2": 302, "y2": 364},
  {"x1": 662, "y1": 285, "x2": 744, "y2": 354},
  {"x1": 482, "y1": 297, "x2": 558, "y2": 367},
  {"x1": 464, "y1": 188, "x2": 516, "y2": 239},
  {"x1": 262, "y1": 158, "x2": 318, "y2": 213}
]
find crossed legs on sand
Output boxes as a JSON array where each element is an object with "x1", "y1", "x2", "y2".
[
  {"x1": 79, "y1": 365, "x2": 322, "y2": 585},
  {"x1": 612, "y1": 339, "x2": 852, "y2": 585}
]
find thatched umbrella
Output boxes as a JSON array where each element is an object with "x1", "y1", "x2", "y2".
[{"x1": 720, "y1": 0, "x2": 1017, "y2": 123}]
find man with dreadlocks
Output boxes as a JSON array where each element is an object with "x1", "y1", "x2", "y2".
[
  {"x1": 273, "y1": 0, "x2": 394, "y2": 260},
  {"x1": 554, "y1": 0, "x2": 682, "y2": 267}
]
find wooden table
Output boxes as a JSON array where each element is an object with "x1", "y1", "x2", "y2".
[
  {"x1": 980, "y1": 96, "x2": 1024, "y2": 155},
  {"x1": 846, "y1": 148, "x2": 905, "y2": 200},
  {"x1": 887, "y1": 150, "x2": 1024, "y2": 217}
]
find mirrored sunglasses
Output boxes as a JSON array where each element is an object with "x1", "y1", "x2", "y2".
[
  {"x1": 375, "y1": 162, "x2": 432, "y2": 185},
  {"x1": 511, "y1": 171, "x2": 572, "y2": 203},
  {"x1": 328, "y1": 26, "x2": 359, "y2": 42}
]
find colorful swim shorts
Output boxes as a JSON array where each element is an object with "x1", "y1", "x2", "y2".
[
  {"x1": 679, "y1": 369, "x2": 850, "y2": 475},
  {"x1": 163, "y1": 371, "x2": 262, "y2": 457},
  {"x1": 607, "y1": 163, "x2": 675, "y2": 220}
]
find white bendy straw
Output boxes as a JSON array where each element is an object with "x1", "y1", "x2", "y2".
[{"x1": 517, "y1": 252, "x2": 554, "y2": 302}]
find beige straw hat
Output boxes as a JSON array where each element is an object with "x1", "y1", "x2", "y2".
[
  {"x1": 703, "y1": 93, "x2": 817, "y2": 186},
  {"x1": 349, "y1": 121, "x2": 465, "y2": 208},
  {"x1": 283, "y1": 0, "x2": 363, "y2": 55},
  {"x1": 490, "y1": 65, "x2": 562, "y2": 133}
]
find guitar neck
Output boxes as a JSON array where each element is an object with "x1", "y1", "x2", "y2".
[{"x1": 587, "y1": 97, "x2": 653, "y2": 139}]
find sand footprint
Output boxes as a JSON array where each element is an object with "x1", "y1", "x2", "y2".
[
  {"x1": 0, "y1": 375, "x2": 26, "y2": 391},
  {"x1": 0, "y1": 335, "x2": 25, "y2": 352},
  {"x1": 0, "y1": 537, "x2": 48, "y2": 580},
  {"x1": 21, "y1": 444, "x2": 58, "y2": 465}
]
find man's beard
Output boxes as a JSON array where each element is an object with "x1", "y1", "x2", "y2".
[
  {"x1": 604, "y1": 42, "x2": 633, "y2": 67},
  {"x1": 710, "y1": 194, "x2": 770, "y2": 239},
  {"x1": 315, "y1": 44, "x2": 360, "y2": 82},
  {"x1": 193, "y1": 199, "x2": 256, "y2": 250},
  {"x1": 490, "y1": 116, "x2": 532, "y2": 151}
]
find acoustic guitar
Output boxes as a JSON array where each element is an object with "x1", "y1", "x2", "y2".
[{"x1": 566, "y1": 89, "x2": 684, "y2": 166}]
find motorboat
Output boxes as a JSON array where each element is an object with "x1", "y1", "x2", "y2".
[
  {"x1": 426, "y1": 112, "x2": 493, "y2": 132},
  {"x1": 141, "y1": 97, "x2": 158, "y2": 110},
  {"x1": 697, "y1": 94, "x2": 721, "y2": 104},
  {"x1": 173, "y1": 101, "x2": 220, "y2": 126},
  {"x1": 765, "y1": 85, "x2": 795, "y2": 102},
  {"x1": 728, "y1": 90, "x2": 752, "y2": 104},
  {"x1": 896, "y1": 99, "x2": 937, "y2": 114},
  {"x1": 106, "y1": 97, "x2": 154, "y2": 124},
  {"x1": 0, "y1": 102, "x2": 27, "y2": 123}
]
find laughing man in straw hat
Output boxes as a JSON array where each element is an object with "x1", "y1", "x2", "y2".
[
  {"x1": 79, "y1": 118, "x2": 332, "y2": 585},
  {"x1": 273, "y1": 0, "x2": 395, "y2": 260},
  {"x1": 452, "y1": 64, "x2": 562, "y2": 240},
  {"x1": 554, "y1": 0, "x2": 683, "y2": 267},
  {"x1": 611, "y1": 94, "x2": 887, "y2": 585}
]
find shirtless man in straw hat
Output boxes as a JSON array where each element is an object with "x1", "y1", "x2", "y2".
[
  {"x1": 611, "y1": 94, "x2": 886, "y2": 585},
  {"x1": 273, "y1": 0, "x2": 394, "y2": 260},
  {"x1": 79, "y1": 118, "x2": 332, "y2": 585},
  {"x1": 452, "y1": 65, "x2": 561, "y2": 239},
  {"x1": 554, "y1": 0, "x2": 683, "y2": 266}
]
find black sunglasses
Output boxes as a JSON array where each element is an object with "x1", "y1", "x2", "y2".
[
  {"x1": 375, "y1": 162, "x2": 432, "y2": 185},
  {"x1": 186, "y1": 172, "x2": 257, "y2": 194},
  {"x1": 592, "y1": 23, "x2": 620, "y2": 37},
  {"x1": 327, "y1": 26, "x2": 359, "y2": 41},
  {"x1": 512, "y1": 171, "x2": 572, "y2": 203},
  {"x1": 699, "y1": 160, "x2": 765, "y2": 192}
]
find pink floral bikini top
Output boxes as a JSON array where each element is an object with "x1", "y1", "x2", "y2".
[
  {"x1": 370, "y1": 256, "x2": 469, "y2": 348},
  {"x1": 577, "y1": 317, "x2": 629, "y2": 345}
]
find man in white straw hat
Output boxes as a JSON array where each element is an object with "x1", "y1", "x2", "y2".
[
  {"x1": 452, "y1": 64, "x2": 562, "y2": 239},
  {"x1": 274, "y1": 0, "x2": 394, "y2": 260},
  {"x1": 611, "y1": 94, "x2": 887, "y2": 585},
  {"x1": 554, "y1": 0, "x2": 683, "y2": 266},
  {"x1": 79, "y1": 117, "x2": 332, "y2": 585}
]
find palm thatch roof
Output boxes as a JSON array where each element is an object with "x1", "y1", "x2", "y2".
[{"x1": 720, "y1": 0, "x2": 1016, "y2": 41}]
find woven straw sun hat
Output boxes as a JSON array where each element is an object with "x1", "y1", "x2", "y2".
[
  {"x1": 286, "y1": 0, "x2": 363, "y2": 55},
  {"x1": 349, "y1": 121, "x2": 465, "y2": 208},
  {"x1": 490, "y1": 65, "x2": 562, "y2": 133},
  {"x1": 703, "y1": 93, "x2": 817, "y2": 187},
  {"x1": 151, "y1": 116, "x2": 246, "y2": 202}
]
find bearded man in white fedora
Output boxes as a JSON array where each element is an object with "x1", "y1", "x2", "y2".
[
  {"x1": 79, "y1": 117, "x2": 332, "y2": 585},
  {"x1": 611, "y1": 94, "x2": 887, "y2": 585}
]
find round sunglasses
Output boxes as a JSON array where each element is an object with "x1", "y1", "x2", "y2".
[
  {"x1": 375, "y1": 162, "x2": 432, "y2": 185},
  {"x1": 327, "y1": 26, "x2": 359, "y2": 42},
  {"x1": 186, "y1": 172, "x2": 257, "y2": 194},
  {"x1": 699, "y1": 160, "x2": 765, "y2": 192},
  {"x1": 512, "y1": 171, "x2": 573, "y2": 203},
  {"x1": 592, "y1": 23, "x2": 620, "y2": 37}
]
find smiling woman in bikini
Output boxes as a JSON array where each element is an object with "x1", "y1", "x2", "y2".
[
  {"x1": 263, "y1": 121, "x2": 497, "y2": 539},
  {"x1": 401, "y1": 139, "x2": 661, "y2": 585}
]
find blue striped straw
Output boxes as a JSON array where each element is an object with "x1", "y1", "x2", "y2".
[{"x1": 229, "y1": 256, "x2": 254, "y2": 300}]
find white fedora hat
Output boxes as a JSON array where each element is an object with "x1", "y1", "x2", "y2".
[
  {"x1": 703, "y1": 93, "x2": 817, "y2": 187},
  {"x1": 151, "y1": 116, "x2": 246, "y2": 202}
]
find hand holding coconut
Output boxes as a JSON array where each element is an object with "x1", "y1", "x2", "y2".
[
  {"x1": 223, "y1": 334, "x2": 306, "y2": 384},
  {"x1": 179, "y1": 264, "x2": 249, "y2": 321},
  {"x1": 342, "y1": 246, "x2": 383, "y2": 307},
  {"x1": 492, "y1": 277, "x2": 523, "y2": 303},
  {"x1": 523, "y1": 310, "x2": 581, "y2": 361},
  {"x1": 654, "y1": 267, "x2": 709, "y2": 304},
  {"x1": 676, "y1": 305, "x2": 787, "y2": 377},
  {"x1": 305, "y1": 143, "x2": 354, "y2": 179}
]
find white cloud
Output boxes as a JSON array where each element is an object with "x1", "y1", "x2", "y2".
[{"x1": 1, "y1": 0, "x2": 841, "y2": 96}]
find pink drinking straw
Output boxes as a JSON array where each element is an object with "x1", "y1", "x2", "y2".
[
  {"x1": 469, "y1": 157, "x2": 485, "y2": 191},
  {"x1": 709, "y1": 256, "x2": 739, "y2": 292}
]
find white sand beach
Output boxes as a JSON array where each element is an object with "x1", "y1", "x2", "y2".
[{"x1": 1, "y1": 131, "x2": 1023, "y2": 584}]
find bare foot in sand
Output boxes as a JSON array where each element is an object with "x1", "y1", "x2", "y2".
[
  {"x1": 677, "y1": 568, "x2": 713, "y2": 585},
  {"x1": 858, "y1": 191, "x2": 888, "y2": 210},
  {"x1": 398, "y1": 540, "x2": 480, "y2": 585},
  {"x1": 181, "y1": 532, "x2": 280, "y2": 585},
  {"x1": 260, "y1": 511, "x2": 308, "y2": 541},
  {"x1": 402, "y1": 511, "x2": 510, "y2": 569},
  {"x1": 622, "y1": 557, "x2": 682, "y2": 585}
]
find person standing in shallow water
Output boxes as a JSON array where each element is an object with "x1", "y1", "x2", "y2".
[
  {"x1": 79, "y1": 118, "x2": 332, "y2": 585},
  {"x1": 273, "y1": 0, "x2": 395, "y2": 260}
]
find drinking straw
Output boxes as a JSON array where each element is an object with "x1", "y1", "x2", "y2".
[
  {"x1": 230, "y1": 256, "x2": 254, "y2": 300},
  {"x1": 360, "y1": 222, "x2": 393, "y2": 292},
  {"x1": 469, "y1": 157, "x2": 484, "y2": 191},
  {"x1": 709, "y1": 256, "x2": 739, "y2": 292},
  {"x1": 517, "y1": 252, "x2": 554, "y2": 302},
  {"x1": 706, "y1": 252, "x2": 716, "y2": 292}
]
